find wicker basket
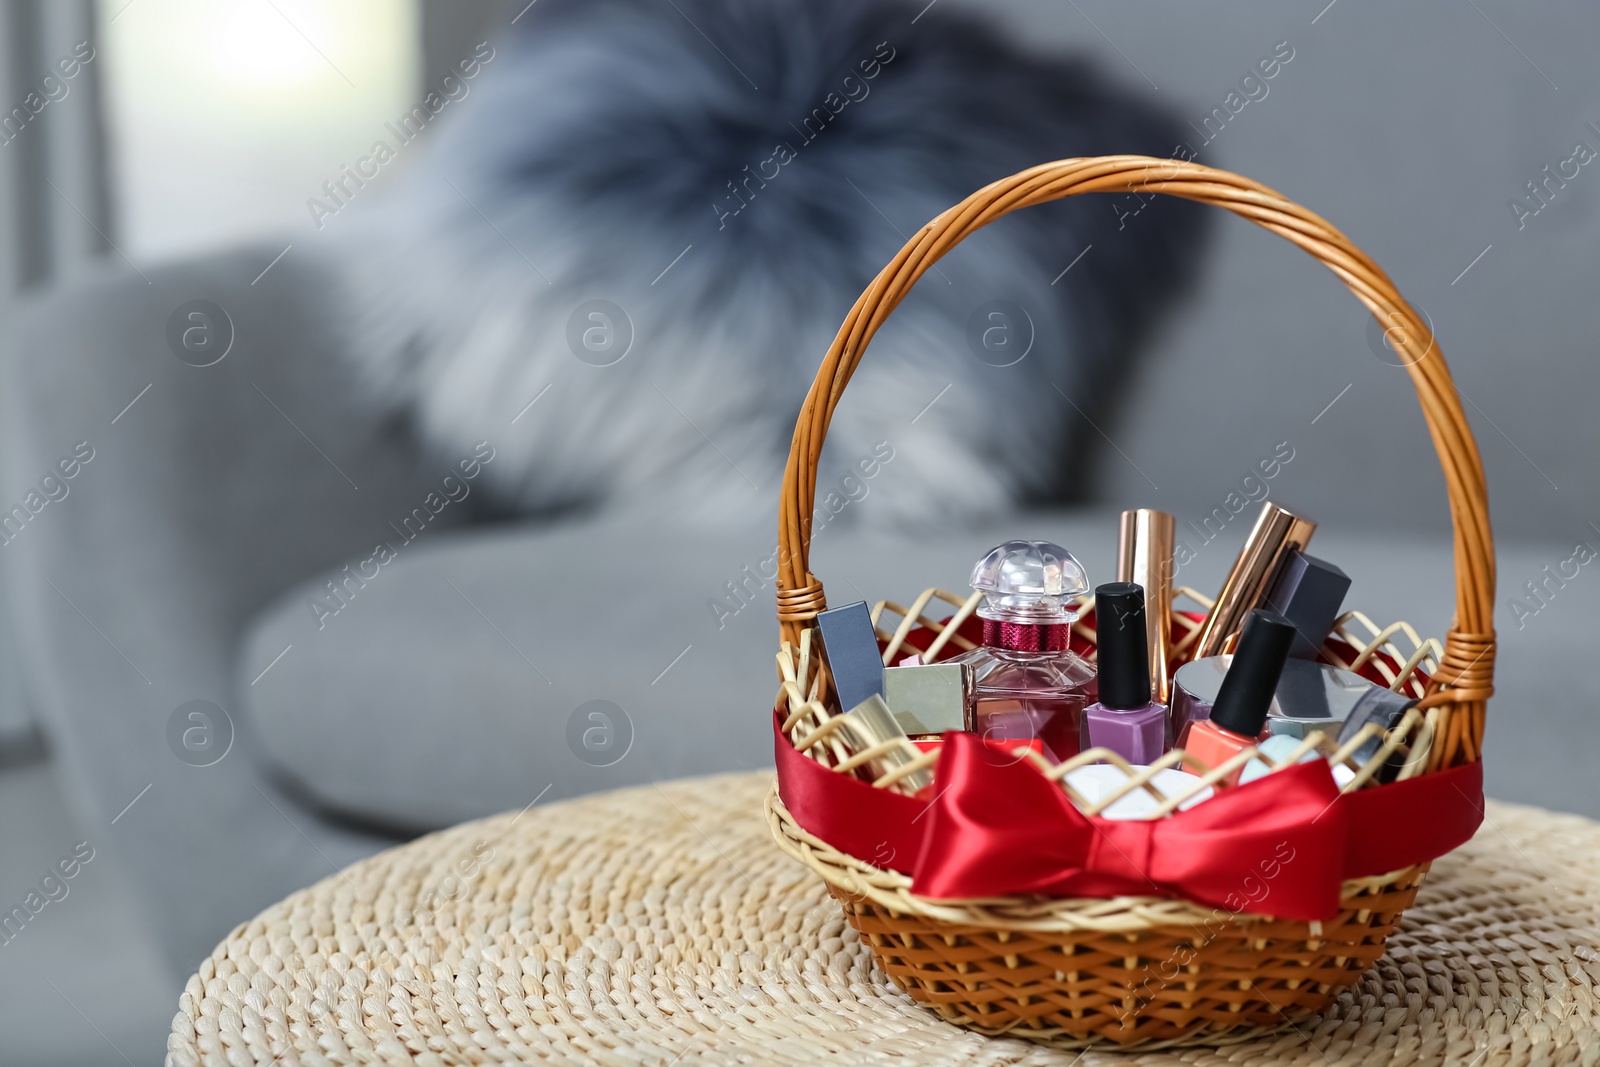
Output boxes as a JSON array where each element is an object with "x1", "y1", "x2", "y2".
[{"x1": 764, "y1": 157, "x2": 1495, "y2": 1048}]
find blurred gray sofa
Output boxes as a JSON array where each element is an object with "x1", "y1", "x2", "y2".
[
  {"x1": 6, "y1": 245, "x2": 1600, "y2": 980},
  {"x1": 8, "y1": 0, "x2": 1600, "y2": 981}
]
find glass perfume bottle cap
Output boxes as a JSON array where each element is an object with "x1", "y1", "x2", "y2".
[{"x1": 970, "y1": 540, "x2": 1089, "y2": 625}]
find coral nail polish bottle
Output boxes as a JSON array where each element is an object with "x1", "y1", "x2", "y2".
[
  {"x1": 1079, "y1": 582, "x2": 1168, "y2": 763},
  {"x1": 1183, "y1": 609, "x2": 1295, "y2": 786},
  {"x1": 950, "y1": 540, "x2": 1097, "y2": 762}
]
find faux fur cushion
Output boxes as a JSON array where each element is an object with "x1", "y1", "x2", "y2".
[{"x1": 331, "y1": 0, "x2": 1204, "y2": 526}]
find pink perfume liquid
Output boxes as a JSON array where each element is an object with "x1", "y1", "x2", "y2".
[
  {"x1": 952, "y1": 644, "x2": 1096, "y2": 763},
  {"x1": 953, "y1": 540, "x2": 1099, "y2": 763}
]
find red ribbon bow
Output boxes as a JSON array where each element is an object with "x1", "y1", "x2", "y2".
[
  {"x1": 912, "y1": 732, "x2": 1345, "y2": 919},
  {"x1": 772, "y1": 711, "x2": 1483, "y2": 922}
]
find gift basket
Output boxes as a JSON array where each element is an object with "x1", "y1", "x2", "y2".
[{"x1": 764, "y1": 157, "x2": 1495, "y2": 1048}]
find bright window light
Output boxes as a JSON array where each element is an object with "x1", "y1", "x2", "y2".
[{"x1": 99, "y1": 0, "x2": 419, "y2": 263}]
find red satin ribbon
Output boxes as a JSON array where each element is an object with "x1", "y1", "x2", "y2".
[
  {"x1": 774, "y1": 709, "x2": 933, "y2": 871},
  {"x1": 773, "y1": 712, "x2": 1483, "y2": 921}
]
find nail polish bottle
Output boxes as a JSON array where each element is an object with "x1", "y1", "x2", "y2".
[
  {"x1": 1168, "y1": 655, "x2": 1231, "y2": 746},
  {"x1": 1171, "y1": 655, "x2": 1381, "y2": 744},
  {"x1": 1183, "y1": 609, "x2": 1295, "y2": 786},
  {"x1": 949, "y1": 540, "x2": 1096, "y2": 762},
  {"x1": 1079, "y1": 583, "x2": 1169, "y2": 763}
]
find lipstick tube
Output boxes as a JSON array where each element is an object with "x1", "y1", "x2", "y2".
[
  {"x1": 1192, "y1": 502, "x2": 1315, "y2": 660},
  {"x1": 814, "y1": 601, "x2": 885, "y2": 714},
  {"x1": 1117, "y1": 508, "x2": 1175, "y2": 703},
  {"x1": 837, "y1": 695, "x2": 936, "y2": 793},
  {"x1": 883, "y1": 662, "x2": 974, "y2": 738},
  {"x1": 1263, "y1": 550, "x2": 1351, "y2": 660}
]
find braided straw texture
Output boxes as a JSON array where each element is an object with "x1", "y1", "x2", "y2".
[{"x1": 168, "y1": 773, "x2": 1600, "y2": 1066}]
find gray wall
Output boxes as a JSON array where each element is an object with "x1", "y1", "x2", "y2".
[
  {"x1": 420, "y1": 0, "x2": 520, "y2": 91},
  {"x1": 0, "y1": 0, "x2": 109, "y2": 290},
  {"x1": 959, "y1": 0, "x2": 1595, "y2": 547},
  {"x1": 0, "y1": 0, "x2": 108, "y2": 746}
]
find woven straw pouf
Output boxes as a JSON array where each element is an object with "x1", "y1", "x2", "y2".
[{"x1": 168, "y1": 772, "x2": 1600, "y2": 1066}]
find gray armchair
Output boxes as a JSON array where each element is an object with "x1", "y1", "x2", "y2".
[{"x1": 2, "y1": 249, "x2": 440, "y2": 971}]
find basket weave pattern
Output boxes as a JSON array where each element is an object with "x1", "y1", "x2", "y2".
[
  {"x1": 770, "y1": 589, "x2": 1441, "y2": 1045},
  {"x1": 767, "y1": 157, "x2": 1496, "y2": 1047},
  {"x1": 796, "y1": 818, "x2": 1425, "y2": 1043}
]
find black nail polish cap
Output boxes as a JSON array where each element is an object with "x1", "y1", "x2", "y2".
[
  {"x1": 1095, "y1": 582, "x2": 1150, "y2": 710},
  {"x1": 1210, "y1": 609, "x2": 1296, "y2": 737}
]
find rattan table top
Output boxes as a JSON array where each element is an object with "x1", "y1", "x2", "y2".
[{"x1": 168, "y1": 772, "x2": 1600, "y2": 1066}]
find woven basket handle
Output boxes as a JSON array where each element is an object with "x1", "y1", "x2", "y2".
[{"x1": 775, "y1": 156, "x2": 1494, "y2": 768}]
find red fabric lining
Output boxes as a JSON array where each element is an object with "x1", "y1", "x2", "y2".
[{"x1": 774, "y1": 710, "x2": 1481, "y2": 921}]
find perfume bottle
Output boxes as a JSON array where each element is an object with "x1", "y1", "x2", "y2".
[
  {"x1": 949, "y1": 540, "x2": 1097, "y2": 762},
  {"x1": 1183, "y1": 609, "x2": 1295, "y2": 786},
  {"x1": 1080, "y1": 583, "x2": 1169, "y2": 763}
]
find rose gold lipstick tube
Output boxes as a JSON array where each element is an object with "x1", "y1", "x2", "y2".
[
  {"x1": 1192, "y1": 502, "x2": 1315, "y2": 660},
  {"x1": 1116, "y1": 509, "x2": 1175, "y2": 703}
]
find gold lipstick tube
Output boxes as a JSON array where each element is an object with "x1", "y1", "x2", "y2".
[
  {"x1": 836, "y1": 695, "x2": 936, "y2": 793},
  {"x1": 1117, "y1": 509, "x2": 1175, "y2": 703},
  {"x1": 1192, "y1": 502, "x2": 1315, "y2": 660}
]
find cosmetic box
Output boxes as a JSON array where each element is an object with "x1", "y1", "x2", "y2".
[{"x1": 764, "y1": 157, "x2": 1494, "y2": 1048}]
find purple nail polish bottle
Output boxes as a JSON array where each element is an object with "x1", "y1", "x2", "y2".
[{"x1": 1080, "y1": 582, "x2": 1169, "y2": 763}]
